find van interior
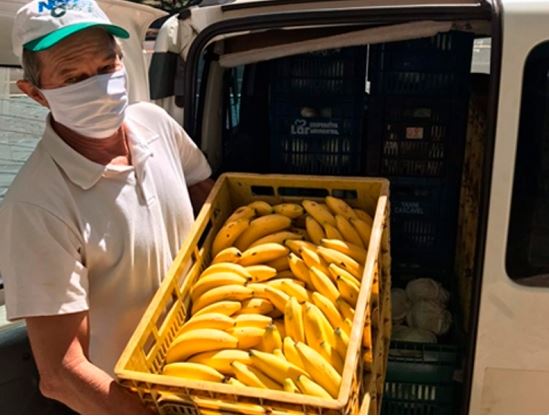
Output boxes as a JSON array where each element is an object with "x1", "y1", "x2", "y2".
[{"x1": 174, "y1": 15, "x2": 493, "y2": 414}]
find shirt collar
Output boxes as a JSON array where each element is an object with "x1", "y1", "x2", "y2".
[{"x1": 42, "y1": 112, "x2": 159, "y2": 191}]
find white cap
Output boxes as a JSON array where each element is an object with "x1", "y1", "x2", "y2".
[{"x1": 12, "y1": 0, "x2": 129, "y2": 58}]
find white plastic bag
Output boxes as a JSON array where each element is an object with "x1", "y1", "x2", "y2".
[
  {"x1": 391, "y1": 325, "x2": 437, "y2": 343},
  {"x1": 406, "y1": 278, "x2": 450, "y2": 305},
  {"x1": 406, "y1": 300, "x2": 452, "y2": 335},
  {"x1": 391, "y1": 288, "x2": 412, "y2": 324}
]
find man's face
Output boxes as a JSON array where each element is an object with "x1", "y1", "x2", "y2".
[{"x1": 38, "y1": 27, "x2": 123, "y2": 90}]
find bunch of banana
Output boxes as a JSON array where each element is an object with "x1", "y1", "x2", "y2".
[{"x1": 161, "y1": 196, "x2": 378, "y2": 402}]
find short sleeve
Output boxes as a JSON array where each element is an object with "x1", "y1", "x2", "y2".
[{"x1": 0, "y1": 202, "x2": 89, "y2": 321}]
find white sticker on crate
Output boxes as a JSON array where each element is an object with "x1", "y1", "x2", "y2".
[{"x1": 291, "y1": 119, "x2": 340, "y2": 136}]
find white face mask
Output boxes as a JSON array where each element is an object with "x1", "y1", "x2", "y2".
[{"x1": 40, "y1": 68, "x2": 128, "y2": 139}]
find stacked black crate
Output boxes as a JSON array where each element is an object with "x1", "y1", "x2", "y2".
[
  {"x1": 268, "y1": 47, "x2": 367, "y2": 175},
  {"x1": 367, "y1": 32, "x2": 474, "y2": 284}
]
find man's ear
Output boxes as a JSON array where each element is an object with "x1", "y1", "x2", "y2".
[{"x1": 16, "y1": 80, "x2": 49, "y2": 108}]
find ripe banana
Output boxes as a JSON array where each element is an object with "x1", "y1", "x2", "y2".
[
  {"x1": 273, "y1": 319, "x2": 287, "y2": 339},
  {"x1": 201, "y1": 262, "x2": 252, "y2": 279},
  {"x1": 303, "y1": 302, "x2": 336, "y2": 350},
  {"x1": 234, "y1": 214, "x2": 292, "y2": 251},
  {"x1": 191, "y1": 285, "x2": 253, "y2": 315},
  {"x1": 190, "y1": 272, "x2": 248, "y2": 302},
  {"x1": 188, "y1": 349, "x2": 253, "y2": 375},
  {"x1": 309, "y1": 266, "x2": 340, "y2": 303},
  {"x1": 318, "y1": 340, "x2": 344, "y2": 374},
  {"x1": 300, "y1": 247, "x2": 331, "y2": 278},
  {"x1": 193, "y1": 396, "x2": 267, "y2": 415},
  {"x1": 302, "y1": 200, "x2": 336, "y2": 226},
  {"x1": 249, "y1": 349, "x2": 308, "y2": 384},
  {"x1": 273, "y1": 203, "x2": 305, "y2": 219},
  {"x1": 353, "y1": 208, "x2": 374, "y2": 225},
  {"x1": 285, "y1": 239, "x2": 317, "y2": 255},
  {"x1": 245, "y1": 265, "x2": 278, "y2": 282},
  {"x1": 317, "y1": 246, "x2": 363, "y2": 280},
  {"x1": 248, "y1": 200, "x2": 273, "y2": 216},
  {"x1": 336, "y1": 275, "x2": 360, "y2": 307},
  {"x1": 321, "y1": 239, "x2": 367, "y2": 264},
  {"x1": 165, "y1": 329, "x2": 238, "y2": 363},
  {"x1": 311, "y1": 292, "x2": 345, "y2": 330},
  {"x1": 305, "y1": 215, "x2": 325, "y2": 245},
  {"x1": 258, "y1": 323, "x2": 282, "y2": 352},
  {"x1": 335, "y1": 297, "x2": 355, "y2": 321},
  {"x1": 295, "y1": 341, "x2": 341, "y2": 398},
  {"x1": 239, "y1": 242, "x2": 289, "y2": 266},
  {"x1": 193, "y1": 300, "x2": 241, "y2": 318},
  {"x1": 325, "y1": 196, "x2": 358, "y2": 221},
  {"x1": 295, "y1": 375, "x2": 332, "y2": 399},
  {"x1": 335, "y1": 215, "x2": 364, "y2": 248},
  {"x1": 265, "y1": 255, "x2": 290, "y2": 272},
  {"x1": 212, "y1": 246, "x2": 242, "y2": 264},
  {"x1": 234, "y1": 313, "x2": 272, "y2": 329},
  {"x1": 334, "y1": 327, "x2": 349, "y2": 360},
  {"x1": 328, "y1": 263, "x2": 361, "y2": 287},
  {"x1": 282, "y1": 337, "x2": 307, "y2": 373},
  {"x1": 284, "y1": 296, "x2": 305, "y2": 343},
  {"x1": 349, "y1": 217, "x2": 372, "y2": 247},
  {"x1": 322, "y1": 223, "x2": 344, "y2": 241},
  {"x1": 249, "y1": 231, "x2": 303, "y2": 248},
  {"x1": 212, "y1": 218, "x2": 251, "y2": 257},
  {"x1": 162, "y1": 362, "x2": 225, "y2": 383},
  {"x1": 273, "y1": 348, "x2": 285, "y2": 359},
  {"x1": 283, "y1": 377, "x2": 299, "y2": 393},
  {"x1": 225, "y1": 205, "x2": 256, "y2": 224},
  {"x1": 225, "y1": 377, "x2": 247, "y2": 387},
  {"x1": 269, "y1": 279, "x2": 310, "y2": 303},
  {"x1": 231, "y1": 361, "x2": 281, "y2": 390},
  {"x1": 288, "y1": 253, "x2": 313, "y2": 287},
  {"x1": 178, "y1": 313, "x2": 235, "y2": 335},
  {"x1": 227, "y1": 326, "x2": 266, "y2": 349},
  {"x1": 239, "y1": 297, "x2": 274, "y2": 315},
  {"x1": 259, "y1": 286, "x2": 290, "y2": 313}
]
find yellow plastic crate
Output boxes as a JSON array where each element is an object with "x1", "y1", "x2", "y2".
[{"x1": 115, "y1": 173, "x2": 390, "y2": 414}]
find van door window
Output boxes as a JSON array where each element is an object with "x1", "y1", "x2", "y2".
[{"x1": 507, "y1": 42, "x2": 549, "y2": 284}]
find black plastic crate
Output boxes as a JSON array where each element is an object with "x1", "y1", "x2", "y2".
[
  {"x1": 389, "y1": 177, "x2": 460, "y2": 279},
  {"x1": 382, "y1": 341, "x2": 460, "y2": 415},
  {"x1": 270, "y1": 47, "x2": 367, "y2": 99},
  {"x1": 369, "y1": 31, "x2": 474, "y2": 97}
]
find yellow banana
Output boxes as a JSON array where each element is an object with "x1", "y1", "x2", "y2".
[
  {"x1": 269, "y1": 279, "x2": 310, "y2": 303},
  {"x1": 231, "y1": 361, "x2": 281, "y2": 390},
  {"x1": 235, "y1": 214, "x2": 292, "y2": 251},
  {"x1": 265, "y1": 255, "x2": 290, "y2": 272},
  {"x1": 273, "y1": 203, "x2": 304, "y2": 219},
  {"x1": 311, "y1": 292, "x2": 345, "y2": 330},
  {"x1": 283, "y1": 337, "x2": 307, "y2": 372},
  {"x1": 305, "y1": 215, "x2": 325, "y2": 245},
  {"x1": 212, "y1": 218, "x2": 251, "y2": 257},
  {"x1": 234, "y1": 313, "x2": 272, "y2": 328},
  {"x1": 178, "y1": 313, "x2": 234, "y2": 335},
  {"x1": 342, "y1": 317, "x2": 353, "y2": 337},
  {"x1": 288, "y1": 253, "x2": 313, "y2": 287},
  {"x1": 201, "y1": 262, "x2": 252, "y2": 279},
  {"x1": 295, "y1": 375, "x2": 332, "y2": 399},
  {"x1": 282, "y1": 377, "x2": 299, "y2": 393},
  {"x1": 295, "y1": 342, "x2": 341, "y2": 398},
  {"x1": 302, "y1": 200, "x2": 336, "y2": 226},
  {"x1": 303, "y1": 302, "x2": 336, "y2": 350},
  {"x1": 325, "y1": 196, "x2": 358, "y2": 221},
  {"x1": 336, "y1": 275, "x2": 360, "y2": 307},
  {"x1": 273, "y1": 348, "x2": 285, "y2": 359},
  {"x1": 334, "y1": 327, "x2": 349, "y2": 360},
  {"x1": 225, "y1": 205, "x2": 256, "y2": 224},
  {"x1": 226, "y1": 326, "x2": 266, "y2": 349},
  {"x1": 335, "y1": 215, "x2": 364, "y2": 248},
  {"x1": 239, "y1": 242, "x2": 289, "y2": 267},
  {"x1": 165, "y1": 329, "x2": 238, "y2": 363},
  {"x1": 349, "y1": 217, "x2": 372, "y2": 247},
  {"x1": 258, "y1": 323, "x2": 282, "y2": 352},
  {"x1": 248, "y1": 200, "x2": 273, "y2": 216},
  {"x1": 317, "y1": 246, "x2": 363, "y2": 279},
  {"x1": 284, "y1": 296, "x2": 305, "y2": 343},
  {"x1": 328, "y1": 263, "x2": 361, "y2": 287},
  {"x1": 211, "y1": 246, "x2": 242, "y2": 264},
  {"x1": 193, "y1": 396, "x2": 267, "y2": 415},
  {"x1": 249, "y1": 231, "x2": 303, "y2": 248},
  {"x1": 249, "y1": 349, "x2": 307, "y2": 384},
  {"x1": 318, "y1": 340, "x2": 344, "y2": 374},
  {"x1": 188, "y1": 349, "x2": 252, "y2": 375},
  {"x1": 321, "y1": 238, "x2": 367, "y2": 264},
  {"x1": 309, "y1": 266, "x2": 340, "y2": 303},
  {"x1": 191, "y1": 285, "x2": 253, "y2": 315},
  {"x1": 273, "y1": 319, "x2": 287, "y2": 339},
  {"x1": 193, "y1": 300, "x2": 241, "y2": 318},
  {"x1": 353, "y1": 208, "x2": 374, "y2": 225},
  {"x1": 335, "y1": 297, "x2": 355, "y2": 321},
  {"x1": 190, "y1": 272, "x2": 248, "y2": 302},
  {"x1": 225, "y1": 377, "x2": 247, "y2": 387},
  {"x1": 244, "y1": 265, "x2": 277, "y2": 282},
  {"x1": 259, "y1": 286, "x2": 290, "y2": 313},
  {"x1": 285, "y1": 239, "x2": 317, "y2": 255},
  {"x1": 162, "y1": 362, "x2": 225, "y2": 383},
  {"x1": 239, "y1": 297, "x2": 273, "y2": 315},
  {"x1": 301, "y1": 247, "x2": 331, "y2": 278},
  {"x1": 322, "y1": 223, "x2": 344, "y2": 240}
]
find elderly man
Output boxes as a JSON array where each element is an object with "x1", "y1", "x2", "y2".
[{"x1": 0, "y1": 0, "x2": 213, "y2": 413}]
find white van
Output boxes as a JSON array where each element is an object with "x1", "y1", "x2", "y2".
[{"x1": 0, "y1": 0, "x2": 547, "y2": 414}]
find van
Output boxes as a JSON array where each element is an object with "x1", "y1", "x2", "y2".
[{"x1": 0, "y1": 0, "x2": 547, "y2": 413}]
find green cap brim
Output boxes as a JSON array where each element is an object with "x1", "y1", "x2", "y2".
[{"x1": 24, "y1": 22, "x2": 129, "y2": 52}]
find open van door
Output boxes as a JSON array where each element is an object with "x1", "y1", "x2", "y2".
[{"x1": 0, "y1": 1, "x2": 164, "y2": 413}]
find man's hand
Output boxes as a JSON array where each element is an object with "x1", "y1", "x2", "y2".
[
  {"x1": 188, "y1": 178, "x2": 215, "y2": 215},
  {"x1": 26, "y1": 312, "x2": 152, "y2": 414}
]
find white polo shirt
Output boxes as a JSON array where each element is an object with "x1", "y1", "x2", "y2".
[{"x1": 0, "y1": 101, "x2": 211, "y2": 375}]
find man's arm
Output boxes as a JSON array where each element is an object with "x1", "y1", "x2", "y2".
[
  {"x1": 26, "y1": 312, "x2": 151, "y2": 414},
  {"x1": 188, "y1": 178, "x2": 215, "y2": 214}
]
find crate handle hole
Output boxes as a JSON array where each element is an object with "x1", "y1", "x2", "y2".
[
  {"x1": 332, "y1": 189, "x2": 358, "y2": 199},
  {"x1": 251, "y1": 185, "x2": 275, "y2": 196}
]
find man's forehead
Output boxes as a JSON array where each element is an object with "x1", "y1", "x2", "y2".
[{"x1": 39, "y1": 27, "x2": 116, "y2": 59}]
